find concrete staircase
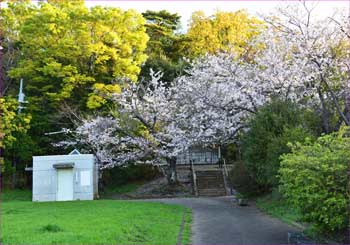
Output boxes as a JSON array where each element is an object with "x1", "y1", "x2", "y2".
[{"x1": 195, "y1": 170, "x2": 227, "y2": 196}]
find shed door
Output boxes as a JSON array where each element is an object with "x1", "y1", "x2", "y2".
[{"x1": 57, "y1": 169, "x2": 73, "y2": 201}]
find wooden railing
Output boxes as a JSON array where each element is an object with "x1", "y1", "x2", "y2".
[{"x1": 222, "y1": 158, "x2": 232, "y2": 195}]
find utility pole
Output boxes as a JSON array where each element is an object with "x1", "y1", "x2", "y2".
[
  {"x1": 9, "y1": 79, "x2": 28, "y2": 188},
  {"x1": 17, "y1": 78, "x2": 28, "y2": 114},
  {"x1": 0, "y1": 9, "x2": 5, "y2": 191}
]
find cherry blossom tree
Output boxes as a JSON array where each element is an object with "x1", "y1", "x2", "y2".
[
  {"x1": 64, "y1": 71, "x2": 189, "y2": 183},
  {"x1": 64, "y1": 2, "x2": 350, "y2": 185},
  {"x1": 172, "y1": 53, "x2": 261, "y2": 145},
  {"x1": 260, "y1": 3, "x2": 350, "y2": 132}
]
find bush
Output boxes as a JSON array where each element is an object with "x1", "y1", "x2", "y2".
[
  {"x1": 101, "y1": 164, "x2": 161, "y2": 190},
  {"x1": 241, "y1": 98, "x2": 317, "y2": 191},
  {"x1": 228, "y1": 161, "x2": 260, "y2": 196},
  {"x1": 279, "y1": 127, "x2": 349, "y2": 234},
  {"x1": 222, "y1": 143, "x2": 240, "y2": 163}
]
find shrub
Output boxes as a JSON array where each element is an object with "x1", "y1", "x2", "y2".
[
  {"x1": 228, "y1": 161, "x2": 260, "y2": 196},
  {"x1": 222, "y1": 143, "x2": 239, "y2": 163},
  {"x1": 279, "y1": 127, "x2": 349, "y2": 234},
  {"x1": 101, "y1": 164, "x2": 161, "y2": 190},
  {"x1": 241, "y1": 98, "x2": 317, "y2": 191}
]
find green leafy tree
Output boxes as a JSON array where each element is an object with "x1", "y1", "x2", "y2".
[
  {"x1": 3, "y1": 0, "x2": 149, "y2": 156},
  {"x1": 0, "y1": 98, "x2": 31, "y2": 150},
  {"x1": 0, "y1": 0, "x2": 35, "y2": 95},
  {"x1": 9, "y1": 0, "x2": 148, "y2": 106},
  {"x1": 142, "y1": 10, "x2": 180, "y2": 58},
  {"x1": 186, "y1": 10, "x2": 263, "y2": 58},
  {"x1": 140, "y1": 10, "x2": 188, "y2": 86},
  {"x1": 241, "y1": 99, "x2": 318, "y2": 191},
  {"x1": 279, "y1": 127, "x2": 350, "y2": 235},
  {"x1": 0, "y1": 97, "x2": 31, "y2": 173}
]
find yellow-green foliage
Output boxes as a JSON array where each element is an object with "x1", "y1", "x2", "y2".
[
  {"x1": 0, "y1": 97, "x2": 31, "y2": 170},
  {"x1": 87, "y1": 83, "x2": 122, "y2": 109},
  {"x1": 186, "y1": 10, "x2": 263, "y2": 57},
  {"x1": 5, "y1": 0, "x2": 148, "y2": 107},
  {"x1": 279, "y1": 127, "x2": 349, "y2": 233},
  {"x1": 0, "y1": 97, "x2": 31, "y2": 148}
]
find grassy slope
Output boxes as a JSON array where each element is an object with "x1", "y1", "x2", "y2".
[
  {"x1": 256, "y1": 193, "x2": 345, "y2": 243},
  {"x1": 105, "y1": 183, "x2": 141, "y2": 194},
  {"x1": 1, "y1": 190, "x2": 192, "y2": 245},
  {"x1": 256, "y1": 193, "x2": 302, "y2": 227},
  {"x1": 101, "y1": 182, "x2": 143, "y2": 199}
]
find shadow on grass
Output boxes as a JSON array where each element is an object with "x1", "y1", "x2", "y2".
[{"x1": 1, "y1": 189, "x2": 32, "y2": 202}]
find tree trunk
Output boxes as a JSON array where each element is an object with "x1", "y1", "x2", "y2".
[
  {"x1": 322, "y1": 77, "x2": 350, "y2": 126},
  {"x1": 317, "y1": 87, "x2": 330, "y2": 133},
  {"x1": 335, "y1": 90, "x2": 350, "y2": 131},
  {"x1": 166, "y1": 156, "x2": 178, "y2": 185},
  {"x1": 335, "y1": 107, "x2": 349, "y2": 131},
  {"x1": 345, "y1": 90, "x2": 350, "y2": 123},
  {"x1": 11, "y1": 155, "x2": 17, "y2": 189}
]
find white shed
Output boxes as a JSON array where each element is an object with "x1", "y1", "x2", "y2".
[{"x1": 32, "y1": 152, "x2": 98, "y2": 202}]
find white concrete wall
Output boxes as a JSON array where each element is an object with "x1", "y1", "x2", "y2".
[{"x1": 32, "y1": 154, "x2": 97, "y2": 202}]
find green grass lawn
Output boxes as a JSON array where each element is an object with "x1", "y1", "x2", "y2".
[{"x1": 1, "y1": 189, "x2": 192, "y2": 244}]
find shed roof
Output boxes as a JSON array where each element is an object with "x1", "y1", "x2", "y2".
[{"x1": 53, "y1": 163, "x2": 74, "y2": 169}]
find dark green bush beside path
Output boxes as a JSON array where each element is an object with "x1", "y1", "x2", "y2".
[
  {"x1": 256, "y1": 191, "x2": 347, "y2": 244},
  {"x1": 240, "y1": 98, "x2": 318, "y2": 192},
  {"x1": 229, "y1": 99, "x2": 348, "y2": 241},
  {"x1": 99, "y1": 164, "x2": 161, "y2": 198},
  {"x1": 255, "y1": 128, "x2": 350, "y2": 243}
]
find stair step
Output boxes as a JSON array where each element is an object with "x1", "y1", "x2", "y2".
[
  {"x1": 198, "y1": 191, "x2": 226, "y2": 195},
  {"x1": 198, "y1": 187, "x2": 225, "y2": 192},
  {"x1": 198, "y1": 194, "x2": 226, "y2": 197},
  {"x1": 194, "y1": 169, "x2": 227, "y2": 196},
  {"x1": 197, "y1": 180, "x2": 224, "y2": 184},
  {"x1": 196, "y1": 170, "x2": 223, "y2": 175},
  {"x1": 198, "y1": 188, "x2": 227, "y2": 196},
  {"x1": 196, "y1": 171, "x2": 222, "y2": 174},
  {"x1": 198, "y1": 185, "x2": 225, "y2": 189},
  {"x1": 197, "y1": 179, "x2": 223, "y2": 182},
  {"x1": 197, "y1": 177, "x2": 223, "y2": 180},
  {"x1": 197, "y1": 181, "x2": 223, "y2": 184},
  {"x1": 197, "y1": 179, "x2": 224, "y2": 184},
  {"x1": 196, "y1": 175, "x2": 223, "y2": 179},
  {"x1": 197, "y1": 176, "x2": 223, "y2": 179}
]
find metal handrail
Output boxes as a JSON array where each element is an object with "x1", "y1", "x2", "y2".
[
  {"x1": 190, "y1": 160, "x2": 198, "y2": 196},
  {"x1": 223, "y1": 158, "x2": 229, "y2": 177}
]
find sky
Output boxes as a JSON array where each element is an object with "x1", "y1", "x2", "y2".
[
  {"x1": 1, "y1": 1, "x2": 349, "y2": 32},
  {"x1": 84, "y1": 1, "x2": 350, "y2": 31}
]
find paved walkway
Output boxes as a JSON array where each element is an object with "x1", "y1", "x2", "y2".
[{"x1": 147, "y1": 196, "x2": 299, "y2": 244}]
